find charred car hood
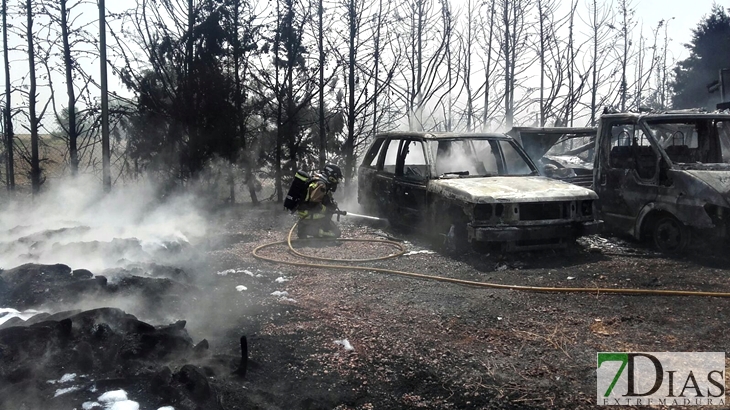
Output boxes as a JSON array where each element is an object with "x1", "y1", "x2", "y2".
[
  {"x1": 683, "y1": 170, "x2": 730, "y2": 204},
  {"x1": 428, "y1": 176, "x2": 598, "y2": 203}
]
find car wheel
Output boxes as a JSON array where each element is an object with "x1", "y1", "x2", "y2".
[{"x1": 652, "y1": 215, "x2": 688, "y2": 253}]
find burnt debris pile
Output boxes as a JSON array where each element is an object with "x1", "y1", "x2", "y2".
[
  {"x1": 0, "y1": 306, "x2": 229, "y2": 409},
  {"x1": 0, "y1": 263, "x2": 197, "y2": 316},
  {"x1": 0, "y1": 263, "x2": 246, "y2": 409}
]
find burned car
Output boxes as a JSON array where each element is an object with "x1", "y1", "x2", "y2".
[
  {"x1": 357, "y1": 132, "x2": 602, "y2": 251},
  {"x1": 508, "y1": 127, "x2": 597, "y2": 187},
  {"x1": 594, "y1": 111, "x2": 730, "y2": 252}
]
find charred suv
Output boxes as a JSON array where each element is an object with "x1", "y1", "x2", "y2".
[
  {"x1": 594, "y1": 111, "x2": 730, "y2": 252},
  {"x1": 358, "y1": 132, "x2": 602, "y2": 251}
]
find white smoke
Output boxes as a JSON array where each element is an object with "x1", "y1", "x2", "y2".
[{"x1": 0, "y1": 175, "x2": 209, "y2": 273}]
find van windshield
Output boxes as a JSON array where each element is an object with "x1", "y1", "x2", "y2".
[
  {"x1": 644, "y1": 119, "x2": 730, "y2": 165},
  {"x1": 430, "y1": 138, "x2": 537, "y2": 177}
]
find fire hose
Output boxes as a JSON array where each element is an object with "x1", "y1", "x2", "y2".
[{"x1": 252, "y1": 221, "x2": 730, "y2": 298}]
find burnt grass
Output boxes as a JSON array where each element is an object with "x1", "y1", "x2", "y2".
[{"x1": 3, "y1": 202, "x2": 730, "y2": 409}]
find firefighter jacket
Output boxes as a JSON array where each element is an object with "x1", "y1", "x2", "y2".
[{"x1": 297, "y1": 176, "x2": 335, "y2": 219}]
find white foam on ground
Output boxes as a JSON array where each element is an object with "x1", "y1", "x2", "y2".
[
  {"x1": 236, "y1": 285, "x2": 247, "y2": 291},
  {"x1": 83, "y1": 402, "x2": 102, "y2": 409},
  {"x1": 334, "y1": 339, "x2": 354, "y2": 351},
  {"x1": 157, "y1": 407, "x2": 175, "y2": 410},
  {"x1": 109, "y1": 401, "x2": 140, "y2": 410},
  {"x1": 97, "y1": 389, "x2": 139, "y2": 410},
  {"x1": 98, "y1": 389, "x2": 128, "y2": 403},
  {"x1": 54, "y1": 386, "x2": 81, "y2": 397},
  {"x1": 275, "y1": 277, "x2": 289, "y2": 283},
  {"x1": 271, "y1": 291, "x2": 288, "y2": 297},
  {"x1": 47, "y1": 372, "x2": 77, "y2": 384},
  {"x1": 403, "y1": 250, "x2": 435, "y2": 256}
]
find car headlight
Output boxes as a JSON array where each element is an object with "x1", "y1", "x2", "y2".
[{"x1": 474, "y1": 204, "x2": 493, "y2": 221}]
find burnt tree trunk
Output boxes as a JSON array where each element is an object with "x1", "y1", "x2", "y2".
[
  {"x1": 344, "y1": 0, "x2": 356, "y2": 184},
  {"x1": 99, "y1": 0, "x2": 111, "y2": 191},
  {"x1": 26, "y1": 0, "x2": 40, "y2": 194},
  {"x1": 274, "y1": 0, "x2": 283, "y2": 202},
  {"x1": 372, "y1": 0, "x2": 383, "y2": 135},
  {"x1": 232, "y1": 0, "x2": 258, "y2": 204},
  {"x1": 3, "y1": 0, "x2": 13, "y2": 191},
  {"x1": 61, "y1": 0, "x2": 78, "y2": 175},
  {"x1": 317, "y1": 0, "x2": 325, "y2": 169},
  {"x1": 482, "y1": 0, "x2": 495, "y2": 130}
]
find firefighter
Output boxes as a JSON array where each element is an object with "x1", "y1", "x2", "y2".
[{"x1": 296, "y1": 164, "x2": 343, "y2": 239}]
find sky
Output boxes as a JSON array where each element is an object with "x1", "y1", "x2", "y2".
[{"x1": 628, "y1": 0, "x2": 721, "y2": 62}]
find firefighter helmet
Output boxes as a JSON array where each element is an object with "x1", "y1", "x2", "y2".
[{"x1": 322, "y1": 164, "x2": 343, "y2": 190}]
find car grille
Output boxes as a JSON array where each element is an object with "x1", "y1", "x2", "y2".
[{"x1": 518, "y1": 202, "x2": 568, "y2": 221}]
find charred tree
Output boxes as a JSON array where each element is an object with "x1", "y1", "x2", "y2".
[
  {"x1": 480, "y1": 0, "x2": 496, "y2": 130},
  {"x1": 395, "y1": 0, "x2": 451, "y2": 131},
  {"x1": 371, "y1": 0, "x2": 383, "y2": 134},
  {"x1": 590, "y1": 0, "x2": 599, "y2": 125},
  {"x1": 99, "y1": 0, "x2": 110, "y2": 191},
  {"x1": 344, "y1": 0, "x2": 358, "y2": 182},
  {"x1": 230, "y1": 0, "x2": 259, "y2": 204},
  {"x1": 463, "y1": 0, "x2": 475, "y2": 131},
  {"x1": 587, "y1": 0, "x2": 614, "y2": 125},
  {"x1": 567, "y1": 0, "x2": 576, "y2": 126},
  {"x1": 264, "y1": 0, "x2": 316, "y2": 200},
  {"x1": 618, "y1": 0, "x2": 631, "y2": 112},
  {"x1": 317, "y1": 0, "x2": 325, "y2": 168},
  {"x1": 334, "y1": 0, "x2": 398, "y2": 181},
  {"x1": 60, "y1": 0, "x2": 79, "y2": 176},
  {"x1": 2, "y1": 0, "x2": 13, "y2": 191},
  {"x1": 25, "y1": 0, "x2": 40, "y2": 194},
  {"x1": 273, "y1": 0, "x2": 283, "y2": 201}
]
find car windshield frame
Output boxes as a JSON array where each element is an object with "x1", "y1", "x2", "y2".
[
  {"x1": 640, "y1": 117, "x2": 730, "y2": 167},
  {"x1": 429, "y1": 137, "x2": 539, "y2": 178}
]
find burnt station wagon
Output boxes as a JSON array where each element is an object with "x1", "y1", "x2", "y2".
[{"x1": 357, "y1": 132, "x2": 603, "y2": 251}]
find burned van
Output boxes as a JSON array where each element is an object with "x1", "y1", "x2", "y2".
[
  {"x1": 594, "y1": 111, "x2": 730, "y2": 252},
  {"x1": 358, "y1": 132, "x2": 602, "y2": 251}
]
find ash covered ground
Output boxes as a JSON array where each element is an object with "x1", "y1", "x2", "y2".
[{"x1": 2, "y1": 180, "x2": 730, "y2": 409}]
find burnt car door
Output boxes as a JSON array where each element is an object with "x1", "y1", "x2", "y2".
[
  {"x1": 357, "y1": 137, "x2": 386, "y2": 214},
  {"x1": 393, "y1": 139, "x2": 430, "y2": 228},
  {"x1": 368, "y1": 138, "x2": 402, "y2": 217},
  {"x1": 595, "y1": 120, "x2": 660, "y2": 234}
]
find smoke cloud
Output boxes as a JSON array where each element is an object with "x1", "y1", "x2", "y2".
[{"x1": 0, "y1": 175, "x2": 209, "y2": 273}]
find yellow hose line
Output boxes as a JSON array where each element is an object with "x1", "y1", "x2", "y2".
[
  {"x1": 285, "y1": 224, "x2": 408, "y2": 263},
  {"x1": 250, "y1": 222, "x2": 730, "y2": 298}
]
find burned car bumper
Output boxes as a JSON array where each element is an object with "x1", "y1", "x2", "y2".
[{"x1": 467, "y1": 220, "x2": 603, "y2": 243}]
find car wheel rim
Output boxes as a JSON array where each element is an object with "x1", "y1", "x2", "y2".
[{"x1": 655, "y1": 219, "x2": 682, "y2": 251}]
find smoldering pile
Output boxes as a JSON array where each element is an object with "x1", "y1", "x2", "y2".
[
  {"x1": 0, "y1": 178, "x2": 248, "y2": 409},
  {"x1": 0, "y1": 264, "x2": 246, "y2": 410}
]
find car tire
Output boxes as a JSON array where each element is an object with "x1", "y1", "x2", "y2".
[{"x1": 652, "y1": 215, "x2": 689, "y2": 253}]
